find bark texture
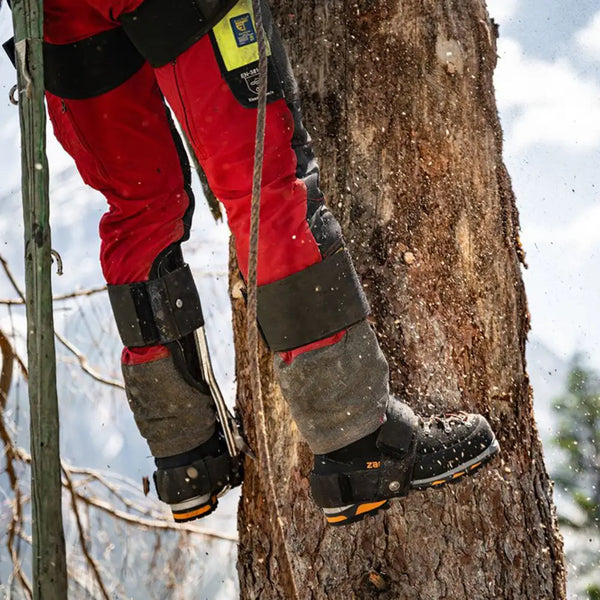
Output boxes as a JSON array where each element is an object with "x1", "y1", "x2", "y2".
[
  {"x1": 233, "y1": 0, "x2": 567, "y2": 598},
  {"x1": 13, "y1": 1, "x2": 68, "y2": 598}
]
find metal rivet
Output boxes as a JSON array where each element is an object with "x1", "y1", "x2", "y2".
[
  {"x1": 9, "y1": 85, "x2": 18, "y2": 106},
  {"x1": 389, "y1": 481, "x2": 401, "y2": 492},
  {"x1": 175, "y1": 298, "x2": 183, "y2": 308}
]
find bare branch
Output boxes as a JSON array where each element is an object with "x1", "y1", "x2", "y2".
[
  {"x1": 7, "y1": 489, "x2": 32, "y2": 600},
  {"x1": 0, "y1": 331, "x2": 32, "y2": 599},
  {"x1": 16, "y1": 450, "x2": 237, "y2": 541},
  {"x1": 0, "y1": 284, "x2": 108, "y2": 305},
  {"x1": 68, "y1": 466, "x2": 156, "y2": 518},
  {"x1": 62, "y1": 466, "x2": 111, "y2": 600},
  {"x1": 1, "y1": 254, "x2": 122, "y2": 389},
  {"x1": 71, "y1": 492, "x2": 238, "y2": 542},
  {"x1": 0, "y1": 255, "x2": 26, "y2": 303},
  {"x1": 0, "y1": 329, "x2": 14, "y2": 410},
  {"x1": 54, "y1": 330, "x2": 124, "y2": 390}
]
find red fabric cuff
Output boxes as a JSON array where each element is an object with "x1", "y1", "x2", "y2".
[
  {"x1": 122, "y1": 344, "x2": 170, "y2": 365},
  {"x1": 278, "y1": 330, "x2": 347, "y2": 365}
]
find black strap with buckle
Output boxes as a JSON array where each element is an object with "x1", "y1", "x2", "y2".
[
  {"x1": 256, "y1": 249, "x2": 370, "y2": 352},
  {"x1": 107, "y1": 264, "x2": 204, "y2": 348}
]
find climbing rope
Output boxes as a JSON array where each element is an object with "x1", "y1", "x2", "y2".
[{"x1": 247, "y1": 1, "x2": 300, "y2": 596}]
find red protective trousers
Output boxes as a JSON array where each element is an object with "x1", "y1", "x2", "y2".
[{"x1": 43, "y1": 0, "x2": 344, "y2": 365}]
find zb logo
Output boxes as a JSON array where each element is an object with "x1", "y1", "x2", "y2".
[{"x1": 230, "y1": 13, "x2": 257, "y2": 47}]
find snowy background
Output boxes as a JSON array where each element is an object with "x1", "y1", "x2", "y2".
[
  {"x1": 0, "y1": 0, "x2": 599, "y2": 597},
  {"x1": 490, "y1": 0, "x2": 600, "y2": 372}
]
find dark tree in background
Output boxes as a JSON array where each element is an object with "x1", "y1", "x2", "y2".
[
  {"x1": 552, "y1": 356, "x2": 600, "y2": 598},
  {"x1": 553, "y1": 359, "x2": 600, "y2": 526},
  {"x1": 232, "y1": 0, "x2": 567, "y2": 598}
]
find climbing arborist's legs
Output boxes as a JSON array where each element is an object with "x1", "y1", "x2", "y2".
[
  {"x1": 43, "y1": 0, "x2": 499, "y2": 525},
  {"x1": 43, "y1": 0, "x2": 383, "y2": 460},
  {"x1": 113, "y1": 0, "x2": 499, "y2": 526},
  {"x1": 116, "y1": 1, "x2": 387, "y2": 454}
]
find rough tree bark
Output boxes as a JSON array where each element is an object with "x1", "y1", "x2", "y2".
[{"x1": 232, "y1": 0, "x2": 567, "y2": 598}]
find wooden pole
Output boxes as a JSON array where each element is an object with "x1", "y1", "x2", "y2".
[{"x1": 11, "y1": 1, "x2": 68, "y2": 597}]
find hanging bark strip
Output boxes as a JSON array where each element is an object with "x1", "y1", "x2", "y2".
[{"x1": 11, "y1": 1, "x2": 68, "y2": 598}]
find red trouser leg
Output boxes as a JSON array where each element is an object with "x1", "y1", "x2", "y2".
[
  {"x1": 45, "y1": 70, "x2": 189, "y2": 284},
  {"x1": 45, "y1": 3, "x2": 190, "y2": 364},
  {"x1": 44, "y1": 0, "x2": 344, "y2": 365},
  {"x1": 47, "y1": 69, "x2": 190, "y2": 287},
  {"x1": 154, "y1": 37, "x2": 321, "y2": 286}
]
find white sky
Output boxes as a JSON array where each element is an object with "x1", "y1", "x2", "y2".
[
  {"x1": 487, "y1": 2, "x2": 600, "y2": 372},
  {"x1": 576, "y1": 10, "x2": 600, "y2": 61},
  {"x1": 495, "y1": 38, "x2": 600, "y2": 151},
  {"x1": 487, "y1": 0, "x2": 518, "y2": 22}
]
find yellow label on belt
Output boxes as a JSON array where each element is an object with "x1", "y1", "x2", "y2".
[{"x1": 213, "y1": 0, "x2": 271, "y2": 72}]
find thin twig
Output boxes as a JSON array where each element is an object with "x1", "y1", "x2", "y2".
[
  {"x1": 0, "y1": 329, "x2": 14, "y2": 410},
  {"x1": 7, "y1": 488, "x2": 32, "y2": 599},
  {"x1": 0, "y1": 329, "x2": 29, "y2": 381},
  {"x1": 68, "y1": 466, "x2": 160, "y2": 518},
  {"x1": 70, "y1": 491, "x2": 238, "y2": 541},
  {"x1": 0, "y1": 331, "x2": 32, "y2": 598},
  {"x1": 1, "y1": 254, "x2": 120, "y2": 389},
  {"x1": 0, "y1": 285, "x2": 108, "y2": 305},
  {"x1": 1, "y1": 285, "x2": 106, "y2": 306},
  {"x1": 62, "y1": 465, "x2": 111, "y2": 600},
  {"x1": 0, "y1": 255, "x2": 26, "y2": 303},
  {"x1": 54, "y1": 330, "x2": 124, "y2": 390}
]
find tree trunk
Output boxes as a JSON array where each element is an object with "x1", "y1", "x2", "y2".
[{"x1": 232, "y1": 0, "x2": 567, "y2": 598}]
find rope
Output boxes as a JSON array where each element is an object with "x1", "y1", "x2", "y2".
[{"x1": 247, "y1": 1, "x2": 300, "y2": 597}]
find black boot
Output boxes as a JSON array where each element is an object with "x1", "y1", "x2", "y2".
[
  {"x1": 154, "y1": 427, "x2": 243, "y2": 523},
  {"x1": 310, "y1": 397, "x2": 499, "y2": 525}
]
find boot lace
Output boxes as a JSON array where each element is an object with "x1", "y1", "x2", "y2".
[{"x1": 419, "y1": 411, "x2": 470, "y2": 435}]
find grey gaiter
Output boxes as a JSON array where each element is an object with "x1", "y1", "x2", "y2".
[
  {"x1": 122, "y1": 353, "x2": 216, "y2": 458},
  {"x1": 274, "y1": 320, "x2": 389, "y2": 454}
]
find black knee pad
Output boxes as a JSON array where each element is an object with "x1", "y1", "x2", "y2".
[
  {"x1": 257, "y1": 249, "x2": 370, "y2": 352},
  {"x1": 107, "y1": 246, "x2": 203, "y2": 349},
  {"x1": 109, "y1": 245, "x2": 216, "y2": 394}
]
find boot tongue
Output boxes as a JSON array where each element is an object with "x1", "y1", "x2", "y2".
[{"x1": 376, "y1": 398, "x2": 418, "y2": 458}]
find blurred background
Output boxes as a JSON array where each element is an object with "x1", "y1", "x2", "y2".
[{"x1": 0, "y1": 1, "x2": 599, "y2": 597}]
